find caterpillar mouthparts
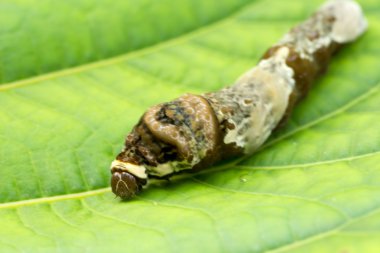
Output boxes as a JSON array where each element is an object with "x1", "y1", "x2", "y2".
[{"x1": 110, "y1": 0, "x2": 367, "y2": 199}]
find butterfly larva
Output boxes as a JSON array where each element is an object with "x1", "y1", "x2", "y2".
[{"x1": 110, "y1": 0, "x2": 367, "y2": 199}]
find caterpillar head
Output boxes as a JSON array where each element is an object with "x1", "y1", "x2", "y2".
[
  {"x1": 110, "y1": 161, "x2": 147, "y2": 199},
  {"x1": 110, "y1": 94, "x2": 222, "y2": 199}
]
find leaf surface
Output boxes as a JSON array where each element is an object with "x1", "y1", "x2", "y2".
[
  {"x1": 0, "y1": 0, "x2": 380, "y2": 252},
  {"x1": 0, "y1": 0, "x2": 251, "y2": 83}
]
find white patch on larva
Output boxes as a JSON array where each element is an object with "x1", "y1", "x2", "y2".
[
  {"x1": 111, "y1": 160, "x2": 148, "y2": 179},
  {"x1": 221, "y1": 0, "x2": 366, "y2": 154},
  {"x1": 224, "y1": 117, "x2": 251, "y2": 148},
  {"x1": 147, "y1": 160, "x2": 193, "y2": 177},
  {"x1": 280, "y1": 0, "x2": 367, "y2": 60},
  {"x1": 148, "y1": 163, "x2": 174, "y2": 177},
  {"x1": 323, "y1": 0, "x2": 368, "y2": 43},
  {"x1": 224, "y1": 46, "x2": 295, "y2": 154}
]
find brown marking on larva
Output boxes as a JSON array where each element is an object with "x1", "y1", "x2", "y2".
[
  {"x1": 221, "y1": 106, "x2": 234, "y2": 115},
  {"x1": 144, "y1": 104, "x2": 192, "y2": 160},
  {"x1": 141, "y1": 94, "x2": 221, "y2": 163},
  {"x1": 244, "y1": 99, "x2": 253, "y2": 105},
  {"x1": 225, "y1": 121, "x2": 236, "y2": 130},
  {"x1": 262, "y1": 37, "x2": 341, "y2": 128},
  {"x1": 261, "y1": 4, "x2": 343, "y2": 129},
  {"x1": 113, "y1": 93, "x2": 224, "y2": 181}
]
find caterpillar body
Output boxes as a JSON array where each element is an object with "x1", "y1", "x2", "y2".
[{"x1": 110, "y1": 0, "x2": 367, "y2": 199}]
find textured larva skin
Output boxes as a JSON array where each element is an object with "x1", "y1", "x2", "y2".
[{"x1": 111, "y1": 0, "x2": 367, "y2": 199}]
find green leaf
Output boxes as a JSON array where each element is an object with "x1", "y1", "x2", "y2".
[
  {"x1": 0, "y1": 0, "x2": 251, "y2": 83},
  {"x1": 1, "y1": 0, "x2": 379, "y2": 252}
]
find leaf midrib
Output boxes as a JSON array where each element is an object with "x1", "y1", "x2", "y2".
[
  {"x1": 2, "y1": 148, "x2": 379, "y2": 210},
  {"x1": 267, "y1": 207, "x2": 380, "y2": 253},
  {"x1": 2, "y1": 178, "x2": 380, "y2": 253},
  {"x1": 0, "y1": 188, "x2": 110, "y2": 210},
  {"x1": 236, "y1": 150, "x2": 380, "y2": 170}
]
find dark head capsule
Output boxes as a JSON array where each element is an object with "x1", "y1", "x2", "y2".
[{"x1": 110, "y1": 161, "x2": 147, "y2": 199}]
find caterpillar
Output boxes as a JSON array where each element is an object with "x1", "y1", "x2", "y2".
[{"x1": 110, "y1": 0, "x2": 367, "y2": 199}]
